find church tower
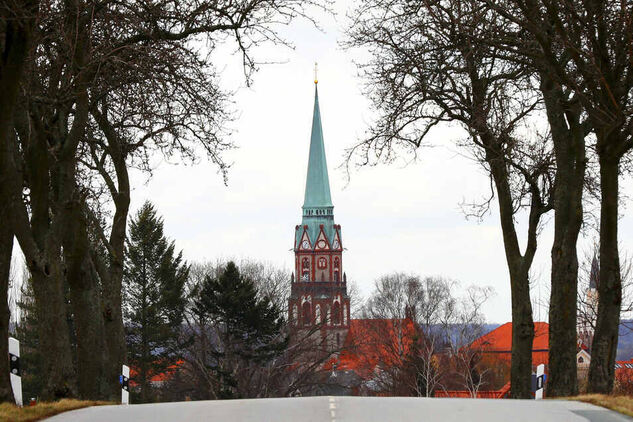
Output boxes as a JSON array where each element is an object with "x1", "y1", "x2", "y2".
[{"x1": 288, "y1": 75, "x2": 350, "y2": 348}]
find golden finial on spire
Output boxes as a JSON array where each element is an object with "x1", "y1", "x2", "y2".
[{"x1": 314, "y1": 62, "x2": 318, "y2": 84}]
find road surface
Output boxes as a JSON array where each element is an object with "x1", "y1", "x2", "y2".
[{"x1": 45, "y1": 396, "x2": 632, "y2": 422}]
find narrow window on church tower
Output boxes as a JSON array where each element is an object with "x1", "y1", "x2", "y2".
[
  {"x1": 302, "y1": 302, "x2": 311, "y2": 325},
  {"x1": 292, "y1": 305, "x2": 298, "y2": 326},
  {"x1": 302, "y1": 257, "x2": 310, "y2": 281},
  {"x1": 333, "y1": 302, "x2": 341, "y2": 325}
]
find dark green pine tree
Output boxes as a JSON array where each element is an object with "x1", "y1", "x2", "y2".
[
  {"x1": 124, "y1": 201, "x2": 188, "y2": 403},
  {"x1": 14, "y1": 277, "x2": 43, "y2": 401},
  {"x1": 193, "y1": 261, "x2": 286, "y2": 399}
]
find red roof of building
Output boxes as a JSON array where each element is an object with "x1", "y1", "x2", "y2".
[
  {"x1": 129, "y1": 360, "x2": 184, "y2": 386},
  {"x1": 326, "y1": 318, "x2": 417, "y2": 379},
  {"x1": 472, "y1": 322, "x2": 550, "y2": 366}
]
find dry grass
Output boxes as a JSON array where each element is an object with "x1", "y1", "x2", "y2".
[
  {"x1": 0, "y1": 399, "x2": 111, "y2": 422},
  {"x1": 568, "y1": 394, "x2": 633, "y2": 417}
]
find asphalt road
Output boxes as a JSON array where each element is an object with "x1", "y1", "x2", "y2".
[{"x1": 45, "y1": 396, "x2": 633, "y2": 422}]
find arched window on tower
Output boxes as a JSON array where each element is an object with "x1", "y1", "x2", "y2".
[
  {"x1": 292, "y1": 305, "x2": 298, "y2": 326},
  {"x1": 315, "y1": 304, "x2": 321, "y2": 324},
  {"x1": 302, "y1": 258, "x2": 310, "y2": 281},
  {"x1": 318, "y1": 257, "x2": 327, "y2": 269},
  {"x1": 334, "y1": 257, "x2": 340, "y2": 268},
  {"x1": 326, "y1": 305, "x2": 331, "y2": 326},
  {"x1": 343, "y1": 304, "x2": 348, "y2": 325},
  {"x1": 333, "y1": 302, "x2": 341, "y2": 325},
  {"x1": 302, "y1": 302, "x2": 311, "y2": 326}
]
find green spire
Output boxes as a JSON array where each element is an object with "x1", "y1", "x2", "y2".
[{"x1": 303, "y1": 84, "x2": 333, "y2": 209}]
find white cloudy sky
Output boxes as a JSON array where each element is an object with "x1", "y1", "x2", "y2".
[
  {"x1": 125, "y1": 1, "x2": 633, "y2": 324},
  {"x1": 14, "y1": 2, "x2": 633, "y2": 324}
]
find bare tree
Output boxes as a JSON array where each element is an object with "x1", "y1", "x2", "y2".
[
  {"x1": 485, "y1": 0, "x2": 633, "y2": 393},
  {"x1": 345, "y1": 0, "x2": 553, "y2": 397},
  {"x1": 2, "y1": 0, "x2": 330, "y2": 399},
  {"x1": 441, "y1": 286, "x2": 494, "y2": 397},
  {"x1": 188, "y1": 259, "x2": 292, "y2": 312},
  {"x1": 0, "y1": 0, "x2": 39, "y2": 403},
  {"x1": 362, "y1": 273, "x2": 493, "y2": 396}
]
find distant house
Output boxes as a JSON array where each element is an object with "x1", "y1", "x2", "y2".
[
  {"x1": 436, "y1": 322, "x2": 597, "y2": 398},
  {"x1": 473, "y1": 322, "x2": 550, "y2": 367},
  {"x1": 129, "y1": 360, "x2": 184, "y2": 389}
]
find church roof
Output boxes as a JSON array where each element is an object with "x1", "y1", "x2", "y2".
[{"x1": 303, "y1": 85, "x2": 333, "y2": 209}]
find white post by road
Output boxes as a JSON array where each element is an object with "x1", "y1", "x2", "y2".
[
  {"x1": 9, "y1": 337, "x2": 22, "y2": 406},
  {"x1": 121, "y1": 364, "x2": 130, "y2": 405},
  {"x1": 535, "y1": 363, "x2": 545, "y2": 400}
]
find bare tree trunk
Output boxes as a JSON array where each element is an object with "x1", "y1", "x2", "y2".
[
  {"x1": 542, "y1": 78, "x2": 584, "y2": 397},
  {"x1": 89, "y1": 111, "x2": 131, "y2": 401},
  {"x1": 589, "y1": 154, "x2": 621, "y2": 393},
  {"x1": 102, "y1": 193, "x2": 129, "y2": 400},
  {"x1": 0, "y1": 11, "x2": 25, "y2": 398},
  {"x1": 31, "y1": 252, "x2": 77, "y2": 399},
  {"x1": 508, "y1": 265, "x2": 535, "y2": 399},
  {"x1": 0, "y1": 206, "x2": 15, "y2": 402},
  {"x1": 0, "y1": 1, "x2": 36, "y2": 139},
  {"x1": 487, "y1": 153, "x2": 536, "y2": 399},
  {"x1": 64, "y1": 204, "x2": 108, "y2": 400}
]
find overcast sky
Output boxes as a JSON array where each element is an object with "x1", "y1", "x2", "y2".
[
  {"x1": 127, "y1": 1, "x2": 633, "y2": 324},
  {"x1": 14, "y1": 1, "x2": 633, "y2": 324}
]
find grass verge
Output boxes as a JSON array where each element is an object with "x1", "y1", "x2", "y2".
[
  {"x1": 568, "y1": 394, "x2": 633, "y2": 418},
  {"x1": 0, "y1": 398, "x2": 111, "y2": 422}
]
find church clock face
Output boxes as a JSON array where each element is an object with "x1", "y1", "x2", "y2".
[
  {"x1": 302, "y1": 240, "x2": 310, "y2": 249},
  {"x1": 317, "y1": 240, "x2": 327, "y2": 249}
]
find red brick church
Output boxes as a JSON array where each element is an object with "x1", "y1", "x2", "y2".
[
  {"x1": 286, "y1": 76, "x2": 417, "y2": 396},
  {"x1": 287, "y1": 76, "x2": 351, "y2": 350}
]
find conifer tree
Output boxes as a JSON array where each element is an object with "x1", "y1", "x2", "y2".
[
  {"x1": 14, "y1": 278, "x2": 43, "y2": 401},
  {"x1": 193, "y1": 261, "x2": 286, "y2": 399},
  {"x1": 124, "y1": 202, "x2": 188, "y2": 402}
]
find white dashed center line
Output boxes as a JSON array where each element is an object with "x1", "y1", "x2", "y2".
[{"x1": 328, "y1": 396, "x2": 337, "y2": 422}]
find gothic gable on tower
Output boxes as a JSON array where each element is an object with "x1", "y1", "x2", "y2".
[
  {"x1": 315, "y1": 227, "x2": 331, "y2": 250},
  {"x1": 332, "y1": 227, "x2": 342, "y2": 250},
  {"x1": 298, "y1": 229, "x2": 312, "y2": 251}
]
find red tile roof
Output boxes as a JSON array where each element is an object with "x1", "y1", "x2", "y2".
[
  {"x1": 326, "y1": 318, "x2": 417, "y2": 379},
  {"x1": 129, "y1": 360, "x2": 184, "y2": 386},
  {"x1": 471, "y1": 322, "x2": 549, "y2": 366}
]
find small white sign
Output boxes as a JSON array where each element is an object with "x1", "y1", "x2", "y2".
[
  {"x1": 535, "y1": 363, "x2": 545, "y2": 400},
  {"x1": 121, "y1": 364, "x2": 130, "y2": 405},
  {"x1": 9, "y1": 337, "x2": 22, "y2": 407}
]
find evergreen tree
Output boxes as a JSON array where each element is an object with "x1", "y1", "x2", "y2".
[
  {"x1": 124, "y1": 201, "x2": 188, "y2": 403},
  {"x1": 14, "y1": 273, "x2": 75, "y2": 401},
  {"x1": 14, "y1": 278, "x2": 43, "y2": 401},
  {"x1": 193, "y1": 261, "x2": 286, "y2": 399}
]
